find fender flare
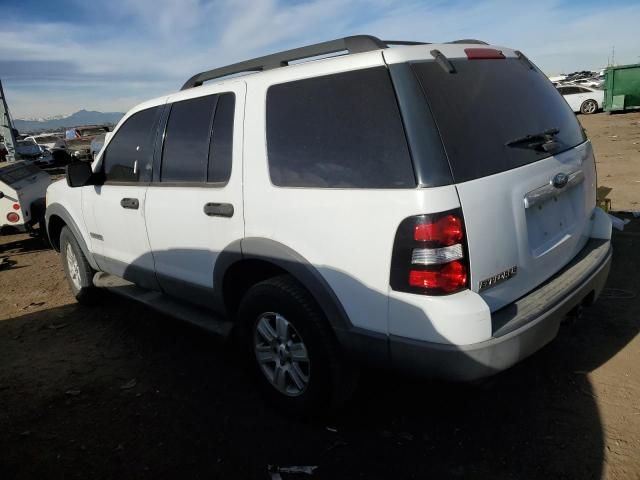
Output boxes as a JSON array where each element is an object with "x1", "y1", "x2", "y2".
[
  {"x1": 214, "y1": 237, "x2": 353, "y2": 337},
  {"x1": 45, "y1": 202, "x2": 100, "y2": 271}
]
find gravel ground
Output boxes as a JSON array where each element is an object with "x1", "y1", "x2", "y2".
[
  {"x1": 580, "y1": 111, "x2": 640, "y2": 212},
  {"x1": 0, "y1": 112, "x2": 639, "y2": 480}
]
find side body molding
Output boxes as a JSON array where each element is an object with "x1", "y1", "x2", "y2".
[{"x1": 45, "y1": 202, "x2": 100, "y2": 271}]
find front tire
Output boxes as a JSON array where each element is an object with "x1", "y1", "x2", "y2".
[
  {"x1": 60, "y1": 226, "x2": 99, "y2": 304},
  {"x1": 238, "y1": 275, "x2": 357, "y2": 416},
  {"x1": 580, "y1": 99, "x2": 598, "y2": 114}
]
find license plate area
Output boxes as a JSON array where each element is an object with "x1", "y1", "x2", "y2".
[{"x1": 525, "y1": 185, "x2": 581, "y2": 257}]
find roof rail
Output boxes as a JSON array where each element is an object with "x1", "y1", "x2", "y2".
[
  {"x1": 448, "y1": 39, "x2": 489, "y2": 45},
  {"x1": 383, "y1": 40, "x2": 429, "y2": 46},
  {"x1": 181, "y1": 35, "x2": 387, "y2": 90}
]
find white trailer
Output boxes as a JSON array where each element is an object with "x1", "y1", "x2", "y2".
[{"x1": 0, "y1": 161, "x2": 50, "y2": 234}]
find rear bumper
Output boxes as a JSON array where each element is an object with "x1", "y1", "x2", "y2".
[{"x1": 388, "y1": 238, "x2": 612, "y2": 381}]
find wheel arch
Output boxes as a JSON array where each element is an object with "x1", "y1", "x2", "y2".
[
  {"x1": 45, "y1": 203, "x2": 99, "y2": 270},
  {"x1": 215, "y1": 238, "x2": 353, "y2": 342}
]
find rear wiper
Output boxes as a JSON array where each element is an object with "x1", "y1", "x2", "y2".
[{"x1": 505, "y1": 128, "x2": 560, "y2": 151}]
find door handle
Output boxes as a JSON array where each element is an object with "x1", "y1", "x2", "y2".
[
  {"x1": 120, "y1": 198, "x2": 139, "y2": 210},
  {"x1": 203, "y1": 202, "x2": 234, "y2": 218}
]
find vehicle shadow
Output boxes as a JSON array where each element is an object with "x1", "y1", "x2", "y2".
[
  {"x1": 0, "y1": 232, "x2": 49, "y2": 256},
  {"x1": 0, "y1": 231, "x2": 637, "y2": 479}
]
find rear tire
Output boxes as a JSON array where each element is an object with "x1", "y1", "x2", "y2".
[
  {"x1": 60, "y1": 226, "x2": 99, "y2": 305},
  {"x1": 237, "y1": 275, "x2": 357, "y2": 416},
  {"x1": 580, "y1": 99, "x2": 598, "y2": 114}
]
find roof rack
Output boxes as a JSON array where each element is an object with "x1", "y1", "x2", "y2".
[
  {"x1": 181, "y1": 35, "x2": 387, "y2": 90},
  {"x1": 181, "y1": 35, "x2": 488, "y2": 90},
  {"x1": 448, "y1": 39, "x2": 488, "y2": 45}
]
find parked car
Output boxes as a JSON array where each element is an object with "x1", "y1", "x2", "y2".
[
  {"x1": 0, "y1": 160, "x2": 50, "y2": 234},
  {"x1": 46, "y1": 36, "x2": 612, "y2": 414},
  {"x1": 63, "y1": 126, "x2": 110, "y2": 161},
  {"x1": 15, "y1": 139, "x2": 54, "y2": 166},
  {"x1": 557, "y1": 85, "x2": 604, "y2": 114},
  {"x1": 24, "y1": 133, "x2": 62, "y2": 151}
]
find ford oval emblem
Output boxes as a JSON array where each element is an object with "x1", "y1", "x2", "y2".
[{"x1": 552, "y1": 172, "x2": 569, "y2": 189}]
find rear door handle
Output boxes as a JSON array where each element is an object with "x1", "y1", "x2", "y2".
[
  {"x1": 120, "y1": 198, "x2": 139, "y2": 210},
  {"x1": 203, "y1": 202, "x2": 234, "y2": 218}
]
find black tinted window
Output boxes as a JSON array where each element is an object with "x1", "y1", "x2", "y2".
[
  {"x1": 162, "y1": 95, "x2": 217, "y2": 183},
  {"x1": 413, "y1": 59, "x2": 586, "y2": 183},
  {"x1": 208, "y1": 93, "x2": 235, "y2": 183},
  {"x1": 266, "y1": 67, "x2": 415, "y2": 188},
  {"x1": 103, "y1": 106, "x2": 161, "y2": 182}
]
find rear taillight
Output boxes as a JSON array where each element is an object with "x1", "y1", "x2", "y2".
[
  {"x1": 7, "y1": 212, "x2": 20, "y2": 223},
  {"x1": 390, "y1": 209, "x2": 470, "y2": 295}
]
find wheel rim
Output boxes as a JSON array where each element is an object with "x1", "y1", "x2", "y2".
[
  {"x1": 253, "y1": 312, "x2": 310, "y2": 397},
  {"x1": 65, "y1": 243, "x2": 82, "y2": 290},
  {"x1": 584, "y1": 101, "x2": 596, "y2": 113}
]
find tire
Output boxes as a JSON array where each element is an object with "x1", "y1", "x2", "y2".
[
  {"x1": 237, "y1": 275, "x2": 357, "y2": 416},
  {"x1": 580, "y1": 99, "x2": 598, "y2": 114},
  {"x1": 59, "y1": 226, "x2": 99, "y2": 304}
]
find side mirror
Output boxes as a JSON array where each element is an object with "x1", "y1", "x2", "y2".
[
  {"x1": 0, "y1": 191, "x2": 4, "y2": 199},
  {"x1": 66, "y1": 162, "x2": 94, "y2": 187}
]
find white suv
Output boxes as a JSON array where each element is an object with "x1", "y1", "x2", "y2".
[{"x1": 45, "y1": 36, "x2": 612, "y2": 413}]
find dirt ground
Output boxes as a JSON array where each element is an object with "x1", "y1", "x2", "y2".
[
  {"x1": 1, "y1": 113, "x2": 639, "y2": 480},
  {"x1": 580, "y1": 111, "x2": 640, "y2": 212}
]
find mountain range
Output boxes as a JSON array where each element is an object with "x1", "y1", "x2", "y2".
[{"x1": 14, "y1": 110, "x2": 124, "y2": 133}]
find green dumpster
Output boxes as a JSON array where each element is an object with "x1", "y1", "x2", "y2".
[{"x1": 603, "y1": 63, "x2": 640, "y2": 112}]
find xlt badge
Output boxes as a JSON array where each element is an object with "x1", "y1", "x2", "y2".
[{"x1": 479, "y1": 266, "x2": 518, "y2": 291}]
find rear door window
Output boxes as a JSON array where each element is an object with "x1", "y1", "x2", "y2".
[
  {"x1": 266, "y1": 67, "x2": 415, "y2": 188},
  {"x1": 412, "y1": 59, "x2": 586, "y2": 183},
  {"x1": 161, "y1": 92, "x2": 235, "y2": 184},
  {"x1": 208, "y1": 93, "x2": 235, "y2": 184},
  {"x1": 162, "y1": 95, "x2": 217, "y2": 183},
  {"x1": 103, "y1": 106, "x2": 161, "y2": 183}
]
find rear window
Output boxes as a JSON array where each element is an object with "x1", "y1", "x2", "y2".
[
  {"x1": 412, "y1": 58, "x2": 586, "y2": 183},
  {"x1": 266, "y1": 67, "x2": 415, "y2": 188}
]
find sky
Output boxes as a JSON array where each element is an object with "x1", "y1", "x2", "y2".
[{"x1": 1, "y1": 0, "x2": 640, "y2": 118}]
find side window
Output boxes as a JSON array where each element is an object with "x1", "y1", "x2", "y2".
[
  {"x1": 564, "y1": 87, "x2": 580, "y2": 95},
  {"x1": 160, "y1": 92, "x2": 235, "y2": 184},
  {"x1": 557, "y1": 87, "x2": 567, "y2": 95},
  {"x1": 578, "y1": 87, "x2": 591, "y2": 93},
  {"x1": 208, "y1": 93, "x2": 235, "y2": 184},
  {"x1": 161, "y1": 95, "x2": 217, "y2": 183},
  {"x1": 103, "y1": 106, "x2": 161, "y2": 183},
  {"x1": 266, "y1": 67, "x2": 415, "y2": 188}
]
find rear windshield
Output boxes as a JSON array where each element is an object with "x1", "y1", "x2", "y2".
[
  {"x1": 412, "y1": 58, "x2": 586, "y2": 183},
  {"x1": 0, "y1": 162, "x2": 41, "y2": 185}
]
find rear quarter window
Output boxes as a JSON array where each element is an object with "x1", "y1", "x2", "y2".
[{"x1": 266, "y1": 67, "x2": 415, "y2": 188}]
